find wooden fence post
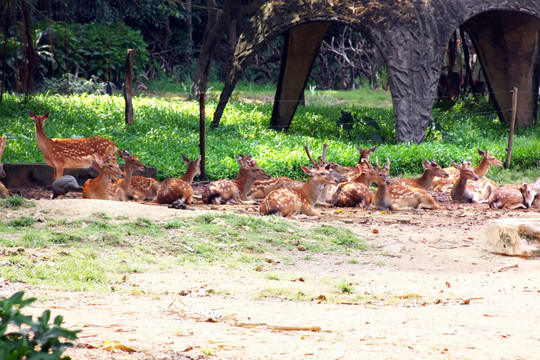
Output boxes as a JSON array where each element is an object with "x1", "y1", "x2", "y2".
[
  {"x1": 199, "y1": 92, "x2": 206, "y2": 180},
  {"x1": 124, "y1": 49, "x2": 135, "y2": 125},
  {"x1": 504, "y1": 87, "x2": 518, "y2": 169}
]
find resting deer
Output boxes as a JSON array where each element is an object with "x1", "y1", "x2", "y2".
[
  {"x1": 372, "y1": 158, "x2": 440, "y2": 210},
  {"x1": 82, "y1": 154, "x2": 125, "y2": 200},
  {"x1": 392, "y1": 160, "x2": 449, "y2": 189},
  {"x1": 156, "y1": 154, "x2": 201, "y2": 206},
  {"x1": 28, "y1": 110, "x2": 118, "y2": 180},
  {"x1": 248, "y1": 176, "x2": 304, "y2": 200},
  {"x1": 433, "y1": 148, "x2": 502, "y2": 191},
  {"x1": 356, "y1": 145, "x2": 376, "y2": 164},
  {"x1": 331, "y1": 160, "x2": 378, "y2": 207},
  {"x1": 449, "y1": 160, "x2": 479, "y2": 203},
  {"x1": 108, "y1": 149, "x2": 147, "y2": 201},
  {"x1": 202, "y1": 154, "x2": 270, "y2": 204},
  {"x1": 0, "y1": 137, "x2": 10, "y2": 198},
  {"x1": 260, "y1": 146, "x2": 346, "y2": 217},
  {"x1": 521, "y1": 178, "x2": 540, "y2": 208},
  {"x1": 488, "y1": 183, "x2": 528, "y2": 210}
]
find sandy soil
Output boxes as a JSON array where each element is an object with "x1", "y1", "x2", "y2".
[{"x1": 1, "y1": 192, "x2": 540, "y2": 360}]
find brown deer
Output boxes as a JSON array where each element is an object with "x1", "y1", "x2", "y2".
[
  {"x1": 0, "y1": 137, "x2": 9, "y2": 198},
  {"x1": 28, "y1": 110, "x2": 118, "y2": 180},
  {"x1": 449, "y1": 160, "x2": 479, "y2": 203},
  {"x1": 107, "y1": 149, "x2": 147, "y2": 201},
  {"x1": 82, "y1": 154, "x2": 125, "y2": 200},
  {"x1": 432, "y1": 148, "x2": 502, "y2": 191},
  {"x1": 356, "y1": 145, "x2": 376, "y2": 164},
  {"x1": 156, "y1": 154, "x2": 201, "y2": 205},
  {"x1": 372, "y1": 158, "x2": 440, "y2": 210},
  {"x1": 260, "y1": 146, "x2": 346, "y2": 217},
  {"x1": 202, "y1": 154, "x2": 270, "y2": 204},
  {"x1": 392, "y1": 160, "x2": 449, "y2": 189},
  {"x1": 248, "y1": 176, "x2": 304, "y2": 200},
  {"x1": 331, "y1": 160, "x2": 378, "y2": 207},
  {"x1": 521, "y1": 178, "x2": 540, "y2": 208},
  {"x1": 488, "y1": 183, "x2": 528, "y2": 210}
]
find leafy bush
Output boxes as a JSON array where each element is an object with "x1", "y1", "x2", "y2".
[{"x1": 0, "y1": 291, "x2": 79, "y2": 360}]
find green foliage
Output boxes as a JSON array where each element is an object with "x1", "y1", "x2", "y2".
[
  {"x1": 0, "y1": 91, "x2": 538, "y2": 182},
  {"x1": 0, "y1": 197, "x2": 35, "y2": 210},
  {"x1": 36, "y1": 22, "x2": 148, "y2": 85},
  {"x1": 0, "y1": 291, "x2": 79, "y2": 360}
]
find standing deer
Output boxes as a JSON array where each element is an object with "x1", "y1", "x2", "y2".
[
  {"x1": 82, "y1": 154, "x2": 125, "y2": 200},
  {"x1": 488, "y1": 183, "x2": 528, "y2": 210},
  {"x1": 392, "y1": 160, "x2": 449, "y2": 189},
  {"x1": 0, "y1": 137, "x2": 10, "y2": 198},
  {"x1": 449, "y1": 160, "x2": 479, "y2": 203},
  {"x1": 331, "y1": 160, "x2": 378, "y2": 207},
  {"x1": 432, "y1": 148, "x2": 502, "y2": 191},
  {"x1": 156, "y1": 154, "x2": 201, "y2": 206},
  {"x1": 372, "y1": 158, "x2": 441, "y2": 210},
  {"x1": 28, "y1": 111, "x2": 118, "y2": 180},
  {"x1": 202, "y1": 154, "x2": 270, "y2": 204},
  {"x1": 260, "y1": 146, "x2": 346, "y2": 217},
  {"x1": 108, "y1": 149, "x2": 147, "y2": 201}
]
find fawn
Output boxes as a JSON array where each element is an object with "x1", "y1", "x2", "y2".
[
  {"x1": 0, "y1": 137, "x2": 9, "y2": 198},
  {"x1": 488, "y1": 183, "x2": 528, "y2": 210},
  {"x1": 82, "y1": 154, "x2": 125, "y2": 200},
  {"x1": 156, "y1": 154, "x2": 201, "y2": 205},
  {"x1": 29, "y1": 111, "x2": 119, "y2": 180},
  {"x1": 433, "y1": 148, "x2": 501, "y2": 191},
  {"x1": 107, "y1": 149, "x2": 147, "y2": 201},
  {"x1": 202, "y1": 154, "x2": 270, "y2": 204},
  {"x1": 449, "y1": 160, "x2": 479, "y2": 203},
  {"x1": 260, "y1": 146, "x2": 346, "y2": 217},
  {"x1": 372, "y1": 158, "x2": 440, "y2": 210},
  {"x1": 521, "y1": 179, "x2": 540, "y2": 208},
  {"x1": 331, "y1": 160, "x2": 378, "y2": 207},
  {"x1": 392, "y1": 160, "x2": 449, "y2": 189}
]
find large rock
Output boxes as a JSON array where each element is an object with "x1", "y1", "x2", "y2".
[{"x1": 483, "y1": 219, "x2": 540, "y2": 257}]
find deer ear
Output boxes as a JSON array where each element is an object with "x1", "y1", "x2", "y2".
[
  {"x1": 117, "y1": 149, "x2": 124, "y2": 159},
  {"x1": 451, "y1": 161, "x2": 459, "y2": 168},
  {"x1": 300, "y1": 165, "x2": 312, "y2": 175},
  {"x1": 422, "y1": 161, "x2": 429, "y2": 169},
  {"x1": 182, "y1": 154, "x2": 189, "y2": 164},
  {"x1": 356, "y1": 164, "x2": 364, "y2": 171},
  {"x1": 478, "y1": 148, "x2": 485, "y2": 156},
  {"x1": 369, "y1": 146, "x2": 377, "y2": 152},
  {"x1": 28, "y1": 110, "x2": 35, "y2": 118}
]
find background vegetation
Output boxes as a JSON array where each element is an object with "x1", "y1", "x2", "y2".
[{"x1": 1, "y1": 88, "x2": 539, "y2": 184}]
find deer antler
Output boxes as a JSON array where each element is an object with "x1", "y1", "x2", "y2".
[
  {"x1": 304, "y1": 146, "x2": 319, "y2": 168},
  {"x1": 0, "y1": 137, "x2": 6, "y2": 156}
]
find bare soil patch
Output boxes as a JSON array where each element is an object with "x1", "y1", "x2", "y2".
[{"x1": 2, "y1": 189, "x2": 540, "y2": 359}]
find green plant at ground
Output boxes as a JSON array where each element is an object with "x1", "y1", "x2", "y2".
[{"x1": 0, "y1": 291, "x2": 79, "y2": 360}]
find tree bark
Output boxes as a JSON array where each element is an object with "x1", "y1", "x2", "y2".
[
  {"x1": 20, "y1": 0, "x2": 36, "y2": 95},
  {"x1": 124, "y1": 49, "x2": 135, "y2": 125}
]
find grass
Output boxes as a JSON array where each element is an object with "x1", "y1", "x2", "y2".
[
  {"x1": 0, "y1": 211, "x2": 367, "y2": 292},
  {"x1": 1, "y1": 86, "x2": 538, "y2": 183}
]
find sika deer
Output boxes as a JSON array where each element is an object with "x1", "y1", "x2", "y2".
[
  {"x1": 449, "y1": 160, "x2": 479, "y2": 203},
  {"x1": 488, "y1": 183, "x2": 528, "y2": 210},
  {"x1": 248, "y1": 176, "x2": 304, "y2": 200},
  {"x1": 521, "y1": 179, "x2": 540, "y2": 208},
  {"x1": 357, "y1": 145, "x2": 376, "y2": 164},
  {"x1": 156, "y1": 154, "x2": 201, "y2": 206},
  {"x1": 0, "y1": 137, "x2": 9, "y2": 198},
  {"x1": 331, "y1": 160, "x2": 378, "y2": 207},
  {"x1": 28, "y1": 110, "x2": 118, "y2": 180},
  {"x1": 260, "y1": 146, "x2": 346, "y2": 217},
  {"x1": 372, "y1": 158, "x2": 440, "y2": 210},
  {"x1": 82, "y1": 154, "x2": 125, "y2": 200},
  {"x1": 108, "y1": 149, "x2": 147, "y2": 201},
  {"x1": 433, "y1": 148, "x2": 502, "y2": 191},
  {"x1": 392, "y1": 160, "x2": 449, "y2": 189},
  {"x1": 202, "y1": 154, "x2": 270, "y2": 204}
]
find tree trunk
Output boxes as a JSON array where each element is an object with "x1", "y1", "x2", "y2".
[
  {"x1": 1, "y1": 0, "x2": 11, "y2": 103},
  {"x1": 20, "y1": 0, "x2": 36, "y2": 95},
  {"x1": 124, "y1": 49, "x2": 135, "y2": 125}
]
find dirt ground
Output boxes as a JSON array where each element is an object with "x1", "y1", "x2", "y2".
[{"x1": 1, "y1": 188, "x2": 540, "y2": 360}]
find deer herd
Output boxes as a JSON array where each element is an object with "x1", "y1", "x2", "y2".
[{"x1": 0, "y1": 110, "x2": 539, "y2": 218}]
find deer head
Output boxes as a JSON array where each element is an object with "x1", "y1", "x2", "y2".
[{"x1": 357, "y1": 145, "x2": 376, "y2": 163}]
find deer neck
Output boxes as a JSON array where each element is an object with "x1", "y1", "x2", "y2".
[
  {"x1": 415, "y1": 171, "x2": 435, "y2": 189},
  {"x1": 119, "y1": 165, "x2": 135, "y2": 190},
  {"x1": 474, "y1": 158, "x2": 490, "y2": 178},
  {"x1": 181, "y1": 164, "x2": 198, "y2": 184},
  {"x1": 299, "y1": 178, "x2": 325, "y2": 206},
  {"x1": 354, "y1": 173, "x2": 375, "y2": 187},
  {"x1": 233, "y1": 169, "x2": 256, "y2": 199},
  {"x1": 34, "y1": 119, "x2": 53, "y2": 153},
  {"x1": 452, "y1": 175, "x2": 471, "y2": 199},
  {"x1": 373, "y1": 181, "x2": 392, "y2": 208}
]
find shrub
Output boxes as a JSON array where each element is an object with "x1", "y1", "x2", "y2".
[{"x1": 0, "y1": 291, "x2": 79, "y2": 359}]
